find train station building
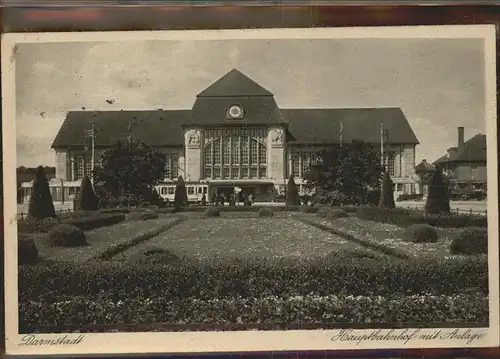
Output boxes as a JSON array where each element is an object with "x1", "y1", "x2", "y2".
[{"x1": 26, "y1": 68, "x2": 421, "y2": 203}]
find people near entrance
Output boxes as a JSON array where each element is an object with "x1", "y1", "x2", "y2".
[
  {"x1": 219, "y1": 192, "x2": 226, "y2": 206},
  {"x1": 229, "y1": 193, "x2": 235, "y2": 206},
  {"x1": 233, "y1": 187, "x2": 242, "y2": 206},
  {"x1": 211, "y1": 192, "x2": 218, "y2": 206},
  {"x1": 248, "y1": 193, "x2": 253, "y2": 206},
  {"x1": 201, "y1": 193, "x2": 207, "y2": 206}
]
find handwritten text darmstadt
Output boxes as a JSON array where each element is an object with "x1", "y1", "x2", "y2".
[{"x1": 19, "y1": 334, "x2": 84, "y2": 346}]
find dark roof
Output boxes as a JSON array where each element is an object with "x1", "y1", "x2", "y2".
[
  {"x1": 433, "y1": 134, "x2": 487, "y2": 165},
  {"x1": 283, "y1": 108, "x2": 419, "y2": 145},
  {"x1": 52, "y1": 70, "x2": 419, "y2": 148},
  {"x1": 197, "y1": 69, "x2": 273, "y2": 98},
  {"x1": 53, "y1": 107, "x2": 418, "y2": 148},
  {"x1": 51, "y1": 110, "x2": 190, "y2": 148},
  {"x1": 415, "y1": 160, "x2": 435, "y2": 173},
  {"x1": 188, "y1": 96, "x2": 286, "y2": 127}
]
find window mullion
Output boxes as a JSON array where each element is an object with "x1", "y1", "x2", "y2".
[
  {"x1": 256, "y1": 139, "x2": 260, "y2": 178},
  {"x1": 299, "y1": 153, "x2": 303, "y2": 178},
  {"x1": 239, "y1": 136, "x2": 242, "y2": 179}
]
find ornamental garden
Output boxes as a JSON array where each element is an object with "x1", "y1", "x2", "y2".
[{"x1": 17, "y1": 140, "x2": 489, "y2": 333}]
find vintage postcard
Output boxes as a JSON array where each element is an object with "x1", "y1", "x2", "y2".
[{"x1": 2, "y1": 26, "x2": 499, "y2": 355}]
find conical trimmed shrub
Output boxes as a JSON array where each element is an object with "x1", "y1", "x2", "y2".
[
  {"x1": 75, "y1": 175, "x2": 99, "y2": 211},
  {"x1": 286, "y1": 175, "x2": 299, "y2": 206},
  {"x1": 174, "y1": 176, "x2": 188, "y2": 209},
  {"x1": 425, "y1": 167, "x2": 451, "y2": 215},
  {"x1": 379, "y1": 171, "x2": 395, "y2": 209},
  {"x1": 28, "y1": 166, "x2": 56, "y2": 219}
]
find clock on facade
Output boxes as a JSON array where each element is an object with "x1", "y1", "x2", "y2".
[{"x1": 227, "y1": 105, "x2": 244, "y2": 119}]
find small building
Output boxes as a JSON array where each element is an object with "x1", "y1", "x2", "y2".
[
  {"x1": 17, "y1": 166, "x2": 56, "y2": 204},
  {"x1": 433, "y1": 126, "x2": 487, "y2": 192},
  {"x1": 414, "y1": 159, "x2": 435, "y2": 198},
  {"x1": 21, "y1": 68, "x2": 421, "y2": 204}
]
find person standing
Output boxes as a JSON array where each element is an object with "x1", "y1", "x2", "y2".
[{"x1": 248, "y1": 193, "x2": 253, "y2": 206}]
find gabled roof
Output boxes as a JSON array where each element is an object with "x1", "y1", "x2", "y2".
[
  {"x1": 197, "y1": 69, "x2": 273, "y2": 98},
  {"x1": 51, "y1": 110, "x2": 190, "y2": 148},
  {"x1": 415, "y1": 160, "x2": 435, "y2": 173},
  {"x1": 283, "y1": 107, "x2": 419, "y2": 145},
  {"x1": 188, "y1": 96, "x2": 286, "y2": 127},
  {"x1": 52, "y1": 70, "x2": 419, "y2": 149},
  {"x1": 52, "y1": 107, "x2": 419, "y2": 149},
  {"x1": 433, "y1": 134, "x2": 487, "y2": 165}
]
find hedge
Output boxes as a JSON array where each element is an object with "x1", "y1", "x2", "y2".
[
  {"x1": 99, "y1": 208, "x2": 131, "y2": 215},
  {"x1": 18, "y1": 217, "x2": 59, "y2": 234},
  {"x1": 19, "y1": 256, "x2": 488, "y2": 303},
  {"x1": 126, "y1": 210, "x2": 159, "y2": 221},
  {"x1": 356, "y1": 206, "x2": 487, "y2": 228},
  {"x1": 61, "y1": 214, "x2": 126, "y2": 231},
  {"x1": 20, "y1": 294, "x2": 488, "y2": 333},
  {"x1": 19, "y1": 212, "x2": 128, "y2": 233}
]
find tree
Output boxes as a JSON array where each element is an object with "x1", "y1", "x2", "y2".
[
  {"x1": 28, "y1": 166, "x2": 56, "y2": 219},
  {"x1": 75, "y1": 175, "x2": 99, "y2": 211},
  {"x1": 174, "y1": 176, "x2": 188, "y2": 209},
  {"x1": 286, "y1": 175, "x2": 299, "y2": 206},
  {"x1": 379, "y1": 171, "x2": 396, "y2": 209},
  {"x1": 93, "y1": 140, "x2": 167, "y2": 204},
  {"x1": 424, "y1": 167, "x2": 451, "y2": 215},
  {"x1": 304, "y1": 140, "x2": 384, "y2": 205}
]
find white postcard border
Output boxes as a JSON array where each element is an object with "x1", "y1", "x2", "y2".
[{"x1": 2, "y1": 25, "x2": 499, "y2": 355}]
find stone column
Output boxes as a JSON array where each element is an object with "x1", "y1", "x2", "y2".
[{"x1": 267, "y1": 126, "x2": 285, "y2": 184}]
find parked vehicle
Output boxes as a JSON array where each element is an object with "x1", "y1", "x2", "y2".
[{"x1": 155, "y1": 182, "x2": 209, "y2": 204}]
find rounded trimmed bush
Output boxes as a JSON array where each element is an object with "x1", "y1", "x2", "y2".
[
  {"x1": 18, "y1": 234, "x2": 39, "y2": 265},
  {"x1": 404, "y1": 224, "x2": 439, "y2": 243},
  {"x1": 316, "y1": 206, "x2": 330, "y2": 218},
  {"x1": 48, "y1": 224, "x2": 87, "y2": 247},
  {"x1": 204, "y1": 207, "x2": 221, "y2": 217},
  {"x1": 127, "y1": 209, "x2": 158, "y2": 221},
  {"x1": 325, "y1": 208, "x2": 349, "y2": 220},
  {"x1": 258, "y1": 207, "x2": 274, "y2": 217},
  {"x1": 450, "y1": 227, "x2": 488, "y2": 255}
]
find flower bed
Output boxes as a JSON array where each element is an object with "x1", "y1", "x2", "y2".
[
  {"x1": 20, "y1": 293, "x2": 488, "y2": 333},
  {"x1": 308, "y1": 215, "x2": 479, "y2": 259},
  {"x1": 111, "y1": 218, "x2": 372, "y2": 261},
  {"x1": 30, "y1": 215, "x2": 182, "y2": 262},
  {"x1": 355, "y1": 206, "x2": 487, "y2": 228}
]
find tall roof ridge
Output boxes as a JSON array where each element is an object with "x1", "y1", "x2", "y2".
[{"x1": 197, "y1": 68, "x2": 274, "y2": 98}]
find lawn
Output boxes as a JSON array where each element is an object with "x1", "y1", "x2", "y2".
[
  {"x1": 30, "y1": 214, "x2": 181, "y2": 262},
  {"x1": 112, "y1": 217, "x2": 385, "y2": 262},
  {"x1": 299, "y1": 213, "x2": 483, "y2": 259}
]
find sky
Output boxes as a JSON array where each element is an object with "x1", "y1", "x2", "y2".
[{"x1": 15, "y1": 36, "x2": 486, "y2": 167}]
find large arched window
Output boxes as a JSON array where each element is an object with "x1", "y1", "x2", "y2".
[{"x1": 203, "y1": 127, "x2": 267, "y2": 179}]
